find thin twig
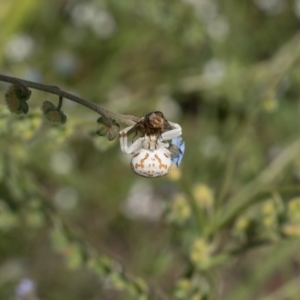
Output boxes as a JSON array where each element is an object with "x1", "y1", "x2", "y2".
[
  {"x1": 57, "y1": 95, "x2": 63, "y2": 111},
  {"x1": 0, "y1": 74, "x2": 140, "y2": 126}
]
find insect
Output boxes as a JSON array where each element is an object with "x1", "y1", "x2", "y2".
[{"x1": 119, "y1": 111, "x2": 183, "y2": 177}]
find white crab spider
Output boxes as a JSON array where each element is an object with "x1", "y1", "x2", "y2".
[{"x1": 119, "y1": 121, "x2": 182, "y2": 177}]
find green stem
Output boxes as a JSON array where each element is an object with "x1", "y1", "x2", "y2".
[
  {"x1": 217, "y1": 106, "x2": 261, "y2": 206},
  {"x1": 209, "y1": 138, "x2": 300, "y2": 235},
  {"x1": 180, "y1": 176, "x2": 206, "y2": 234}
]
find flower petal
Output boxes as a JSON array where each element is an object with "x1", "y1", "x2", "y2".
[{"x1": 171, "y1": 137, "x2": 185, "y2": 167}]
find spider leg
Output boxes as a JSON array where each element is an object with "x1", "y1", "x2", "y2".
[
  {"x1": 119, "y1": 125, "x2": 134, "y2": 152},
  {"x1": 119, "y1": 125, "x2": 143, "y2": 154},
  {"x1": 156, "y1": 139, "x2": 169, "y2": 148},
  {"x1": 124, "y1": 138, "x2": 143, "y2": 154},
  {"x1": 161, "y1": 122, "x2": 182, "y2": 141}
]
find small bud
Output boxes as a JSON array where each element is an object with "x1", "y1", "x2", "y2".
[
  {"x1": 97, "y1": 116, "x2": 120, "y2": 126},
  {"x1": 96, "y1": 118, "x2": 119, "y2": 140},
  {"x1": 41, "y1": 101, "x2": 67, "y2": 124},
  {"x1": 96, "y1": 126, "x2": 108, "y2": 137},
  {"x1": 106, "y1": 124, "x2": 120, "y2": 141},
  {"x1": 5, "y1": 91, "x2": 23, "y2": 113},
  {"x1": 41, "y1": 101, "x2": 57, "y2": 113},
  {"x1": 59, "y1": 111, "x2": 67, "y2": 124},
  {"x1": 44, "y1": 109, "x2": 67, "y2": 124},
  {"x1": 112, "y1": 119, "x2": 120, "y2": 126},
  {"x1": 20, "y1": 101, "x2": 29, "y2": 114},
  {"x1": 97, "y1": 117, "x2": 108, "y2": 126},
  {"x1": 5, "y1": 85, "x2": 30, "y2": 114},
  {"x1": 13, "y1": 83, "x2": 31, "y2": 101}
]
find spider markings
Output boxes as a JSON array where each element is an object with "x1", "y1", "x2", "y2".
[
  {"x1": 154, "y1": 153, "x2": 170, "y2": 169},
  {"x1": 131, "y1": 148, "x2": 172, "y2": 178},
  {"x1": 133, "y1": 152, "x2": 149, "y2": 169},
  {"x1": 119, "y1": 111, "x2": 183, "y2": 178}
]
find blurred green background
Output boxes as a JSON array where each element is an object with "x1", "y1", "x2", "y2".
[{"x1": 2, "y1": 0, "x2": 300, "y2": 299}]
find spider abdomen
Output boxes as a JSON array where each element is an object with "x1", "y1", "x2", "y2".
[
  {"x1": 130, "y1": 148, "x2": 172, "y2": 178},
  {"x1": 119, "y1": 112, "x2": 182, "y2": 177}
]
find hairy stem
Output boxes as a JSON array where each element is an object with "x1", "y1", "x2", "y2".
[
  {"x1": 57, "y1": 95, "x2": 63, "y2": 111},
  {"x1": 0, "y1": 74, "x2": 140, "y2": 126}
]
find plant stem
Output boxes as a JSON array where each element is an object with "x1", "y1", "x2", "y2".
[
  {"x1": 209, "y1": 137, "x2": 300, "y2": 235},
  {"x1": 0, "y1": 74, "x2": 140, "y2": 126},
  {"x1": 57, "y1": 95, "x2": 63, "y2": 111}
]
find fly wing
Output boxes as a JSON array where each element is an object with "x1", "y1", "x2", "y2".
[{"x1": 127, "y1": 119, "x2": 146, "y2": 138}]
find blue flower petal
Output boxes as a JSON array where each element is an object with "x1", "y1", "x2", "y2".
[{"x1": 171, "y1": 137, "x2": 185, "y2": 167}]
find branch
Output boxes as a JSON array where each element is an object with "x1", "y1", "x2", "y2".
[{"x1": 0, "y1": 74, "x2": 140, "y2": 126}]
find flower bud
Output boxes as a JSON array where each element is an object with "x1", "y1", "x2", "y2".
[
  {"x1": 106, "y1": 124, "x2": 120, "y2": 141},
  {"x1": 96, "y1": 126, "x2": 108, "y2": 137},
  {"x1": 41, "y1": 100, "x2": 57, "y2": 113},
  {"x1": 5, "y1": 84, "x2": 30, "y2": 114},
  {"x1": 96, "y1": 117, "x2": 119, "y2": 140},
  {"x1": 44, "y1": 109, "x2": 67, "y2": 124}
]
